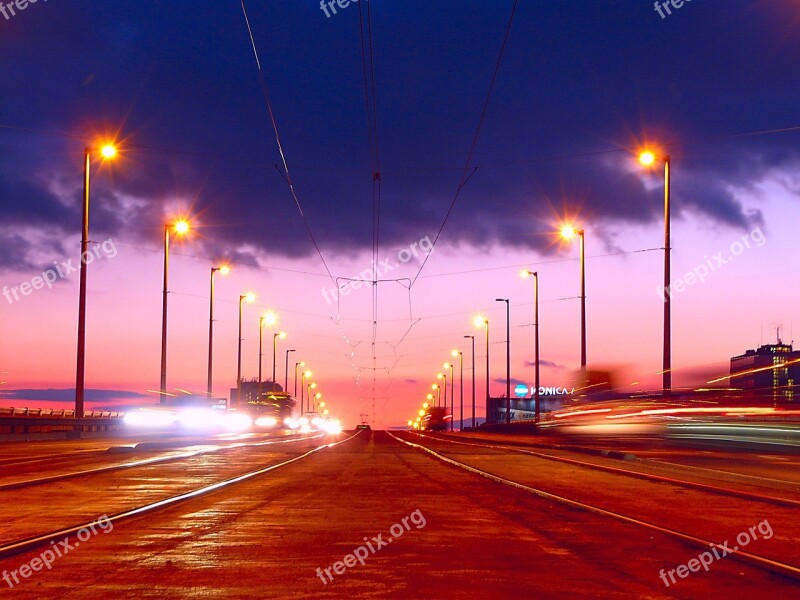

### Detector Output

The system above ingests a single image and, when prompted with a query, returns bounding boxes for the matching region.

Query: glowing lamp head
[423,402,429,409]
[303,370,312,378]
[431,384,439,390]
[310,382,317,390]
[219,265,231,276]
[451,349,459,357]
[278,331,287,340]
[437,373,443,380]
[419,409,425,417]
[426,393,434,401]
[173,220,190,235]
[100,144,117,159]
[639,151,656,166]
[244,292,256,304]
[443,362,451,370]
[407,420,413,427]
[560,225,577,240]
[263,311,277,327]
[472,314,487,329]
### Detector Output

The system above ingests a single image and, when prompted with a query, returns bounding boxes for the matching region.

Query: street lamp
[294,361,305,398]
[272,331,286,389]
[451,350,463,432]
[640,149,672,396]
[285,348,295,392]
[208,265,230,397]
[437,373,447,412]
[237,292,255,406]
[561,225,586,369]
[443,362,455,431]
[431,383,440,407]
[307,382,317,411]
[463,335,476,429]
[301,370,312,413]
[521,270,540,424]
[160,218,190,405]
[75,143,117,422]
[314,392,322,411]
[496,299,510,425]
[473,315,489,425]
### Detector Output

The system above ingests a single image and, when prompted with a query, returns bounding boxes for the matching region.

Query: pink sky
[1,170,797,428]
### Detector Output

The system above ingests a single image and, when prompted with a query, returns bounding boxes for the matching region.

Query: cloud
[524,359,566,370]
[0,389,148,402]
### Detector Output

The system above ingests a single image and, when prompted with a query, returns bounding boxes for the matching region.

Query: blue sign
[514,384,529,398]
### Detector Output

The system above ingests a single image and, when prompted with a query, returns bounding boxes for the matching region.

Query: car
[357,423,372,431]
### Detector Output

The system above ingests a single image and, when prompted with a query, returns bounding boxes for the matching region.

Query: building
[230,379,283,407]
[730,340,800,405]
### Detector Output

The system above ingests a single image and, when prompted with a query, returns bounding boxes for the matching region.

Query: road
[1,429,798,598]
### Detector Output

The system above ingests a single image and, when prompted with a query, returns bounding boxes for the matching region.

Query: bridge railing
[0,407,125,435]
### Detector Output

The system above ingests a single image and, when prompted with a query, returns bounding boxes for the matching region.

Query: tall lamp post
[301,370,312,413]
[437,373,447,413]
[272,331,286,388]
[237,292,255,406]
[464,335,475,429]
[160,219,190,405]
[294,361,305,398]
[640,150,672,396]
[496,299,510,424]
[431,383,441,407]
[521,270,540,424]
[207,265,230,397]
[307,382,317,412]
[443,362,455,431]
[561,225,586,369]
[285,349,295,392]
[473,315,489,425]
[75,143,117,421]
[451,351,463,432]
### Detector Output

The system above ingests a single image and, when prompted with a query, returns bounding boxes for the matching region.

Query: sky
[1,1,799,427]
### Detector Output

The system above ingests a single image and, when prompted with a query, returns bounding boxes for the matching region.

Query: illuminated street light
[444,361,455,431]
[473,315,489,424]
[521,270,540,424]
[560,224,586,369]
[237,292,256,406]
[159,218,191,404]
[100,144,117,159]
[451,350,463,431]
[272,330,286,388]
[285,348,295,393]
[437,372,447,412]
[495,298,511,425]
[75,142,117,422]
[464,335,475,429]
[294,361,305,398]
[639,148,672,396]
[301,370,312,412]
[638,150,656,166]
[208,265,230,397]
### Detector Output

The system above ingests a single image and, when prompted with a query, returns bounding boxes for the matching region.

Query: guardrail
[0,407,126,435]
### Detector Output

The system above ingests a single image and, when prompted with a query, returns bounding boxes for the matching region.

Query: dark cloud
[1,1,798,269]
